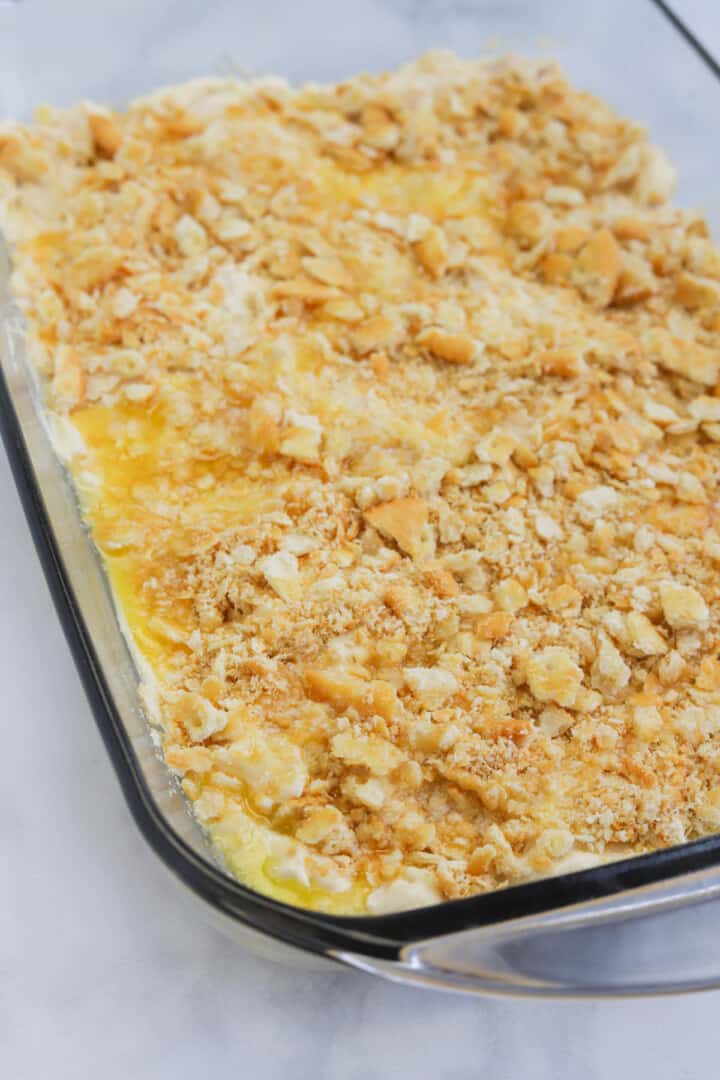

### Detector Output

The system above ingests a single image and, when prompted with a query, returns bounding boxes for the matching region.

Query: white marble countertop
[3,2,720,1077]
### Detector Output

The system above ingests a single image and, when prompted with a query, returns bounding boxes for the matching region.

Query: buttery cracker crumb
[404,666,459,708]
[527,647,584,708]
[659,581,709,632]
[364,497,429,559]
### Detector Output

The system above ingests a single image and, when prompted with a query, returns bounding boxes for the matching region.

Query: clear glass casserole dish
[2,0,720,996]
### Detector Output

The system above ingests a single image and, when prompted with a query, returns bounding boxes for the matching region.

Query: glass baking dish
[2,0,720,997]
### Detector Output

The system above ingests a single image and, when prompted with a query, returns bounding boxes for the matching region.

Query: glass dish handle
[335,864,720,997]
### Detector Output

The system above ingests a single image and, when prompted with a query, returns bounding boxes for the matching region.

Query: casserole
[2,0,720,995]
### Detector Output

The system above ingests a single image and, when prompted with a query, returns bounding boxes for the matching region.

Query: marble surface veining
[2,2,720,1077]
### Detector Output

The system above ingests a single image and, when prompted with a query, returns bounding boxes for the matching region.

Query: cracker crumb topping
[4,52,720,913]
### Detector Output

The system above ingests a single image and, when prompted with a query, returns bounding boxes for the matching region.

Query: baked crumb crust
[3,53,720,913]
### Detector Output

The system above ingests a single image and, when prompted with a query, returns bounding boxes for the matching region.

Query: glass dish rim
[1,0,720,963]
